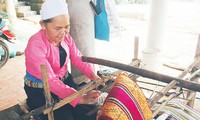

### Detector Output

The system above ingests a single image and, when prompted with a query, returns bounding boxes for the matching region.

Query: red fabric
[108,86,144,120]
[97,74,152,120]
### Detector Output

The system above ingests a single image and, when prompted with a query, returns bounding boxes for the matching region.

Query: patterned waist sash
[24,72,69,88]
[24,76,43,88]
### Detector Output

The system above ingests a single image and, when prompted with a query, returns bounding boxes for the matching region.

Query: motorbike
[0,17,16,69]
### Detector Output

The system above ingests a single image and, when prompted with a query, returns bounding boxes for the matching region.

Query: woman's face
[41,14,70,46]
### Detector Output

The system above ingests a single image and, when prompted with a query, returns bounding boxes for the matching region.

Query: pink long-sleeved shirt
[25,29,94,107]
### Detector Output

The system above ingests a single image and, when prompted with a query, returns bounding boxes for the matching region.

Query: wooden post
[186,34,200,107]
[40,65,54,120]
[195,34,200,59]
[133,36,139,62]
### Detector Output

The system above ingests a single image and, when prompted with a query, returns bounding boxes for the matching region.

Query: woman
[24,0,100,119]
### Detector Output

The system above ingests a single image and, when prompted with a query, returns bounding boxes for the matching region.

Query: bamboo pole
[40,65,54,120]
[82,56,200,92]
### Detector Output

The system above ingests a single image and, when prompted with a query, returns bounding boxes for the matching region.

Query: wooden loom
[18,35,200,120]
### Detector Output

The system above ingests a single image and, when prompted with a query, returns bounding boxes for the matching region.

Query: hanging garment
[105,0,121,38]
[94,0,110,41]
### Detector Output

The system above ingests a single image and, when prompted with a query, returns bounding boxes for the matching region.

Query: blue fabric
[95,0,110,41]
[25,71,42,83]
[0,20,6,29]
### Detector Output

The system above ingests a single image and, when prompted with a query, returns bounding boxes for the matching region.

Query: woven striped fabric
[97,74,152,120]
[158,99,200,120]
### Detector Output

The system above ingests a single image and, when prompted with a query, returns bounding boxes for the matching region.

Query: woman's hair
[43,18,52,24]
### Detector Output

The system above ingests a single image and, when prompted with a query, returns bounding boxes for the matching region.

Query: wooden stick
[133,36,139,61]
[82,56,200,92]
[152,93,176,117]
[149,81,177,107]
[152,79,183,116]
[40,65,54,120]
[136,80,166,88]
[163,62,185,71]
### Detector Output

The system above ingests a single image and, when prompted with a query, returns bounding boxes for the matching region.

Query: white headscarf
[40,0,69,20]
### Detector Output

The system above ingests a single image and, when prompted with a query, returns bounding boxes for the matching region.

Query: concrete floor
[0,19,40,111]
[0,55,26,111]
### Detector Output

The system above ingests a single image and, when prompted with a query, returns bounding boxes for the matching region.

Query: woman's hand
[78,90,101,104]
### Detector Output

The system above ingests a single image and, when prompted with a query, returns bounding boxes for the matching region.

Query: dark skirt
[24,73,97,120]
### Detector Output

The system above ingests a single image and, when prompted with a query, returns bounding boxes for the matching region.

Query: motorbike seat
[2,30,16,40]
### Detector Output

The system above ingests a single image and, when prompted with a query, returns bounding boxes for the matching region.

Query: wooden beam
[40,65,54,120]
[82,56,200,92]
